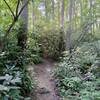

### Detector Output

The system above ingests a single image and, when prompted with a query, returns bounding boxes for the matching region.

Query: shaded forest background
[0,0,100,100]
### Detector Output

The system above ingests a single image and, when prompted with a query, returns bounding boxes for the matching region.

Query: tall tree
[31,0,35,31]
[21,0,28,33]
[57,0,60,26]
[66,0,73,52]
[17,0,28,49]
[60,0,64,29]
[44,0,49,20]
[51,0,55,20]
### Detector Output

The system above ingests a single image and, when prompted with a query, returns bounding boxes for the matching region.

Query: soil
[28,59,60,100]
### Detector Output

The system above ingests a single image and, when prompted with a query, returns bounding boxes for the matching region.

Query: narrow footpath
[30,59,60,100]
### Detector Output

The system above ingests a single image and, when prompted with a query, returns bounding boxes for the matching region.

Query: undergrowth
[54,40,100,100]
[0,45,39,100]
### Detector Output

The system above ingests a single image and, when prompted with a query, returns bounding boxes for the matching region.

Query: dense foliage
[0,45,37,99]
[54,41,100,100]
[30,25,65,59]
[0,0,100,99]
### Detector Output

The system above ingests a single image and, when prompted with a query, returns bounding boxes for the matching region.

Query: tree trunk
[32,0,35,31]
[45,0,48,20]
[58,1,60,26]
[60,0,64,29]
[51,0,55,20]
[17,0,28,49]
[66,0,73,53]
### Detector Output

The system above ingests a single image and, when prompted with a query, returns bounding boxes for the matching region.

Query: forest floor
[29,59,60,100]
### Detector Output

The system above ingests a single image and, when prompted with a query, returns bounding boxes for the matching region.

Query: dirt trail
[33,59,59,100]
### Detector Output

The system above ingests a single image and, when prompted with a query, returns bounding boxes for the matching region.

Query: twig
[17,0,30,17]
[3,0,15,18]
[16,0,20,16]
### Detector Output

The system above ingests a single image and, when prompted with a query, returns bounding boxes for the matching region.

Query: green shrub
[0,45,36,99]
[54,41,100,100]
[32,27,65,60]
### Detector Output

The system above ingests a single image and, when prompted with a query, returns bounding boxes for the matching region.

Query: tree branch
[16,0,20,16]
[17,0,30,17]
[3,0,15,18]
[1,0,30,51]
[3,0,30,40]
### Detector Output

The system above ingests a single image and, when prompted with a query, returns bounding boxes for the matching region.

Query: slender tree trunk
[89,0,93,34]
[45,0,48,20]
[51,0,55,20]
[17,0,28,49]
[60,0,64,29]
[66,0,73,53]
[21,0,28,32]
[31,0,35,31]
[58,1,60,26]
